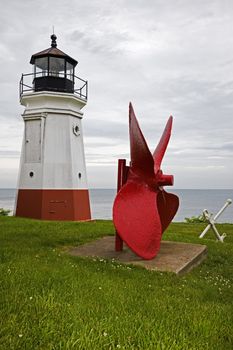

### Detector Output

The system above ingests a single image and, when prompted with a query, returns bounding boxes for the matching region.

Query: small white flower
[103,332,107,337]
[29,296,33,300]
[99,287,102,290]
[19,334,23,338]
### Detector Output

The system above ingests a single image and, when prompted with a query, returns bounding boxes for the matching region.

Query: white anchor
[199,199,232,242]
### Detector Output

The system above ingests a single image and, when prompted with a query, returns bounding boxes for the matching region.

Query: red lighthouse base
[15,189,91,221]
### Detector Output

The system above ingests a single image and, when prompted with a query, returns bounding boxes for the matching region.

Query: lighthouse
[15,34,91,221]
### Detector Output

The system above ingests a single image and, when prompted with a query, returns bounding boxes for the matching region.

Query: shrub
[0,208,11,216]
[184,214,208,223]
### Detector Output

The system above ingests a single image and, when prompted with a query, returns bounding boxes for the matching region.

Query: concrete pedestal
[69,236,207,275]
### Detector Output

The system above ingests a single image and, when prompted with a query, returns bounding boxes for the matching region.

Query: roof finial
[51,32,57,48]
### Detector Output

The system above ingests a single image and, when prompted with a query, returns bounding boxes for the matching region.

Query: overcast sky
[0,0,233,189]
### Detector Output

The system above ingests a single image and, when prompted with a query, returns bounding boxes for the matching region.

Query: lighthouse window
[29,171,34,177]
[66,62,74,81]
[49,57,65,77]
[73,125,80,136]
[35,57,48,77]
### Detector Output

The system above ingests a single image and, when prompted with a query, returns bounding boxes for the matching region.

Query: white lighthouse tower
[15,34,91,221]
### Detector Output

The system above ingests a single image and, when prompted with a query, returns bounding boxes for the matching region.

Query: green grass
[0,217,233,349]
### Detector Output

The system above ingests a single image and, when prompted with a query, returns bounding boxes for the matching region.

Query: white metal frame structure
[199,199,232,242]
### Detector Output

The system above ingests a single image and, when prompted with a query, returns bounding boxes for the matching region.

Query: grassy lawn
[0,217,232,349]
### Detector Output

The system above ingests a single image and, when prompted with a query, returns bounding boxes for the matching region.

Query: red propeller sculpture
[113,103,179,260]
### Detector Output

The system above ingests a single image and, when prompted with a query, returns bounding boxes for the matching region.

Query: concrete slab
[69,236,207,275]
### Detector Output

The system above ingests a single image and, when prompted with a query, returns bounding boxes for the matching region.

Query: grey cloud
[84,119,128,140]
[0,150,20,158]
[69,29,130,57]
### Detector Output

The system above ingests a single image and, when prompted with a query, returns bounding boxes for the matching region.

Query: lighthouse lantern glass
[49,57,65,77]
[66,62,74,81]
[35,57,48,77]
[33,57,75,81]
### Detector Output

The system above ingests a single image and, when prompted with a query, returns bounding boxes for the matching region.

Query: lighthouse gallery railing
[19,72,88,100]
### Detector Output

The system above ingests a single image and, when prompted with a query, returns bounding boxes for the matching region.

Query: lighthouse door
[25,119,42,163]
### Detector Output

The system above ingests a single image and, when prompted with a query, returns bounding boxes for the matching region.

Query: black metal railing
[19,72,88,100]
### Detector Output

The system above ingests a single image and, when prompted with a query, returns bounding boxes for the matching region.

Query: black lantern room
[20,34,87,99]
[29,34,77,93]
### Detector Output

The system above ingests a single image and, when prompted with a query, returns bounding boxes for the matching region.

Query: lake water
[0,188,233,223]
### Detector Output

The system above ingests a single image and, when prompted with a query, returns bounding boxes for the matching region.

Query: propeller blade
[113,181,162,259]
[157,190,179,232]
[153,116,173,173]
[129,103,155,182]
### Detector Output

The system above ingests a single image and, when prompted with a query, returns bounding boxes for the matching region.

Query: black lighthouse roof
[30,34,78,67]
